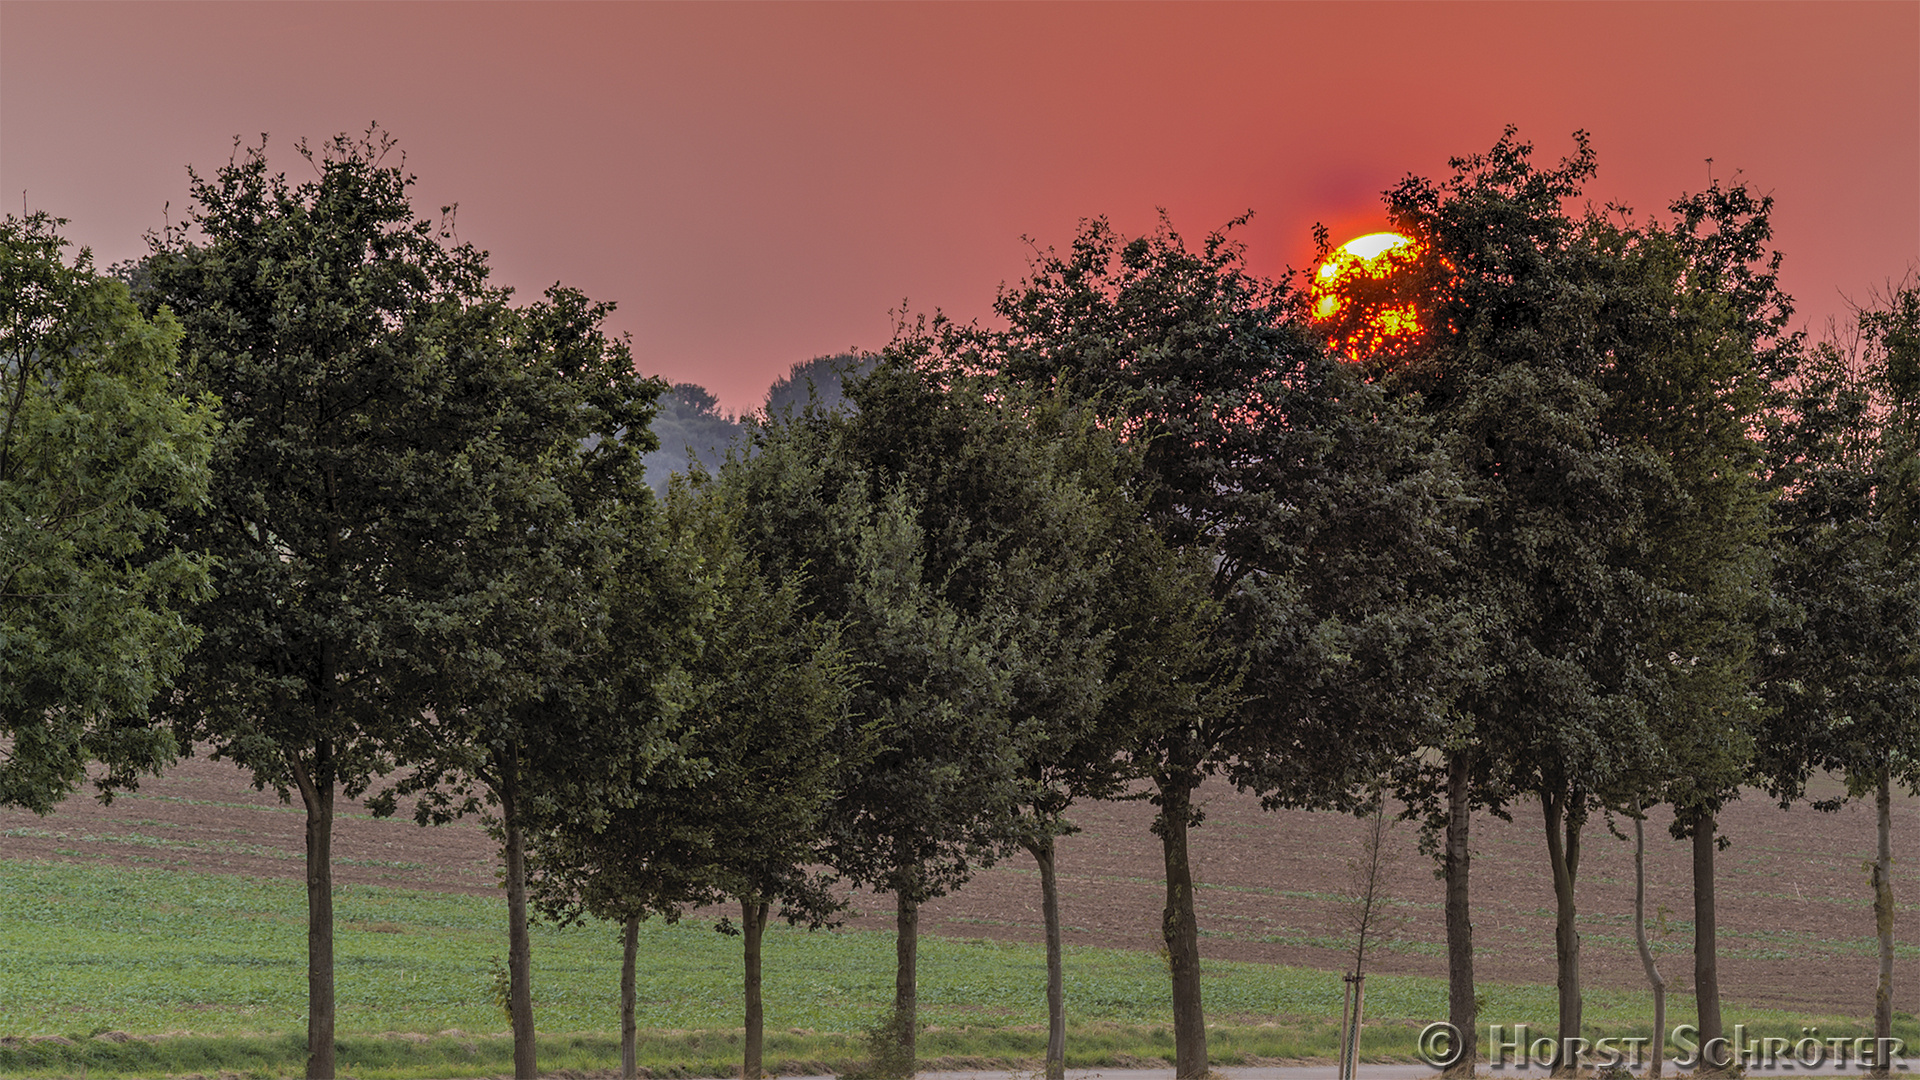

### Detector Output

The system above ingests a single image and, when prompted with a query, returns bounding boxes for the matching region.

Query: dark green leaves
[1,212,216,813]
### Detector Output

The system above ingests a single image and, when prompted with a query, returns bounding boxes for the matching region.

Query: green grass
[0,858,1906,1078]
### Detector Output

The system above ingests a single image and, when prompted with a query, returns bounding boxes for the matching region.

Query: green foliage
[133,125,667,1074]
[377,280,672,834]
[979,212,1469,814]
[843,1005,917,1080]
[1383,130,1665,827]
[0,211,216,814]
[1379,130,1784,842]
[135,128,525,805]
[524,471,863,930]
[1758,282,1920,802]
[734,359,1134,905]
[965,212,1470,1074]
[1372,129,1795,1052]
[1596,179,1788,833]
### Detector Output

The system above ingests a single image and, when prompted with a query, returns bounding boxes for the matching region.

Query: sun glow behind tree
[1309,231,1427,365]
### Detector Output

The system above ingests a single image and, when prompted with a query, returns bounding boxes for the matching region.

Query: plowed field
[3,754,1911,1018]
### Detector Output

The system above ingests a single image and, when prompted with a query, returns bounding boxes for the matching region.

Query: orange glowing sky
[2,2,1914,412]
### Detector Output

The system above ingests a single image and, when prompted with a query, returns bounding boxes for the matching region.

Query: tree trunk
[1444,749,1477,1078]
[743,896,771,1080]
[1691,813,1724,1073]
[894,887,918,1076]
[1632,816,1666,1079]
[290,747,337,1080]
[1155,771,1208,1079]
[622,915,639,1080]
[1541,788,1584,1077]
[502,777,538,1080]
[1873,767,1895,1080]
[1023,836,1067,1080]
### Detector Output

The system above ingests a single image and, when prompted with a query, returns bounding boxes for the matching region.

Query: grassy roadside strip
[1,858,1903,1078]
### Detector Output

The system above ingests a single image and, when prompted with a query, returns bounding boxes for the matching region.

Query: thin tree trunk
[1023,836,1067,1080]
[1541,788,1584,1077]
[502,777,537,1080]
[291,746,336,1080]
[743,896,771,1080]
[1155,771,1208,1080]
[1873,767,1895,1080]
[1444,749,1477,1078]
[1632,816,1666,1079]
[622,915,639,1080]
[894,887,918,1076]
[1691,813,1724,1073]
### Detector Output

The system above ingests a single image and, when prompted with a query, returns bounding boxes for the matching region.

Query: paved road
[771,1065,1909,1080]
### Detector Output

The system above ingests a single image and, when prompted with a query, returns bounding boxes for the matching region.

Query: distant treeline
[641,352,877,497]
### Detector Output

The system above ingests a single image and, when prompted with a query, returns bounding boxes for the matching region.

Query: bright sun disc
[1310,231,1422,359]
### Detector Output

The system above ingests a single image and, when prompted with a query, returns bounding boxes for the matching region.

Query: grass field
[3,858,1910,1079]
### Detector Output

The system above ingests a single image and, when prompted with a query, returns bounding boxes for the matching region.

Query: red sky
[3,2,1915,413]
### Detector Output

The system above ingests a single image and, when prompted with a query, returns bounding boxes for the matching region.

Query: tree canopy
[0,211,216,814]
[763,351,877,418]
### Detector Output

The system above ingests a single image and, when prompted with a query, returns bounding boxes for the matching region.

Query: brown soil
[2,755,1911,1018]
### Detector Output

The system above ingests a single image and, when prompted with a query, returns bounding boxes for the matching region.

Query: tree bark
[1155,771,1208,1079]
[1541,788,1584,1077]
[1691,813,1724,1073]
[290,745,336,1080]
[1444,749,1477,1078]
[894,887,918,1076]
[1632,816,1666,1079]
[743,896,771,1080]
[1023,836,1068,1080]
[502,775,538,1080]
[622,915,640,1080]
[1873,767,1895,1080]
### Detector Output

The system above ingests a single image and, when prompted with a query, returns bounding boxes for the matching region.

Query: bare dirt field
[2,754,1912,1019]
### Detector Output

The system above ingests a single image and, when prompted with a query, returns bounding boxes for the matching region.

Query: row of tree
[3,125,1915,1080]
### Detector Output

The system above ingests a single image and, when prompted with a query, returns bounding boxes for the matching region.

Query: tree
[524,470,863,1080]
[1376,132,1785,1073]
[985,216,1467,1078]
[1332,800,1406,1080]
[763,351,877,418]
[1379,131,1647,1072]
[135,129,583,1079]
[0,212,215,815]
[1629,813,1669,1078]
[730,357,1137,1075]
[375,284,668,1080]
[1606,181,1791,1069]
[1007,519,1207,1080]
[641,382,743,496]
[915,316,1236,1080]
[1758,283,1920,1077]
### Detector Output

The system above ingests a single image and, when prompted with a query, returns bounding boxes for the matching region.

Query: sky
[3,2,1916,413]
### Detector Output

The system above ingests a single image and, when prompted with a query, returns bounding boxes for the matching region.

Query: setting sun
[1310,231,1424,361]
